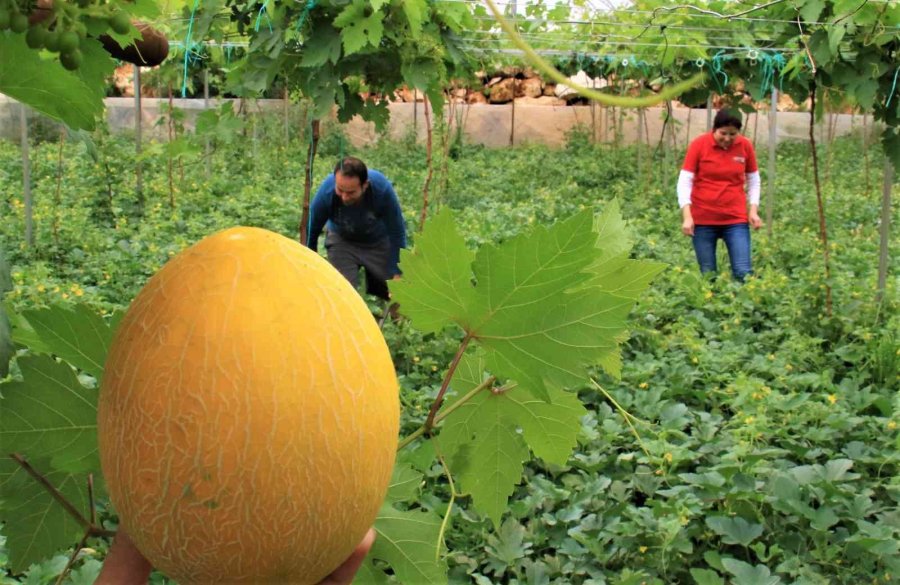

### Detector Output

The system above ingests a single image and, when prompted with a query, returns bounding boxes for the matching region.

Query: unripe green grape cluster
[0,0,134,71]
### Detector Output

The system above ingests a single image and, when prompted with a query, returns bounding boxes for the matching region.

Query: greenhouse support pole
[706,95,713,131]
[204,69,211,178]
[510,98,515,146]
[19,104,33,248]
[283,87,290,146]
[134,64,144,208]
[766,89,777,237]
[413,89,418,140]
[876,160,893,304]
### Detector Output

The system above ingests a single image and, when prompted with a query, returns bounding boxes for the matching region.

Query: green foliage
[0,129,897,584]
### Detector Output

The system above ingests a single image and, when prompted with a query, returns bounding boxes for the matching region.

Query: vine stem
[431,439,457,562]
[9,454,115,538]
[424,335,472,433]
[482,0,704,108]
[398,374,495,452]
[589,379,652,459]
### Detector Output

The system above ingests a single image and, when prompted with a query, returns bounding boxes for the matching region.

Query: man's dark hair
[713,109,743,130]
[334,157,368,184]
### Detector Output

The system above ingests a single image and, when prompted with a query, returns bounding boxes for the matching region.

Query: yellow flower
[75,289,84,297]
[767,354,776,361]
[412,356,420,363]
[638,546,648,553]
[887,421,897,430]
[827,394,837,405]
[664,452,673,463]
[744,416,755,424]
[785,364,793,371]
[691,356,699,364]
[639,382,649,389]
[61,293,69,299]
[704,290,714,300]
[37,284,45,292]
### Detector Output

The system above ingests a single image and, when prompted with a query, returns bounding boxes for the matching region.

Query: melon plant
[98,227,400,584]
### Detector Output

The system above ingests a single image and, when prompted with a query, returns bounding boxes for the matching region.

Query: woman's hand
[749,206,763,230]
[681,206,695,236]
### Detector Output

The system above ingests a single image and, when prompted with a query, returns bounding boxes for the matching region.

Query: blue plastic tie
[885,68,900,110]
[255,0,273,33]
[181,0,200,98]
[295,0,317,32]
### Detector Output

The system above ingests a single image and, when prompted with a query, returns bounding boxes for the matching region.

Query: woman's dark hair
[713,109,743,131]
[334,156,368,184]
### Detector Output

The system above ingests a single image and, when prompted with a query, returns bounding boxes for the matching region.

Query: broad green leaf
[402,0,428,37]
[469,210,596,331]
[593,199,633,261]
[580,254,667,300]
[705,516,764,547]
[335,1,385,55]
[72,39,117,104]
[371,504,446,584]
[486,518,530,564]
[438,353,584,523]
[799,0,825,24]
[821,458,856,481]
[720,558,781,585]
[690,568,725,585]
[478,286,635,396]
[392,209,476,334]
[440,388,529,526]
[386,463,423,504]
[0,457,89,574]
[300,25,342,68]
[0,355,100,474]
[0,33,101,131]
[353,559,390,585]
[17,304,115,380]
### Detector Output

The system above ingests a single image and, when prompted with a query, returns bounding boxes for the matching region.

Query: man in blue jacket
[306,157,407,301]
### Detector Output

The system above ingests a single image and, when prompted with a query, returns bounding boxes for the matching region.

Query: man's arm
[307,178,333,252]
[382,183,407,276]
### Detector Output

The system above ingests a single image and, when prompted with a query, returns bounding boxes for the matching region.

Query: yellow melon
[97,227,400,584]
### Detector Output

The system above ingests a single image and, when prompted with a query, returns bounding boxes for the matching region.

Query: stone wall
[0,95,878,149]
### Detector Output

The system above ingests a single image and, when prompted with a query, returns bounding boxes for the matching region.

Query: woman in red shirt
[678,109,762,281]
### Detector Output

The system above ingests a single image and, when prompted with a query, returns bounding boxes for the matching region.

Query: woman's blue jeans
[692,223,753,281]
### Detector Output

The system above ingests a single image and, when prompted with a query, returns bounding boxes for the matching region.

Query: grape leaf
[353,559,390,585]
[402,0,428,38]
[721,558,781,585]
[0,355,100,474]
[0,32,101,131]
[369,504,446,584]
[300,24,342,68]
[334,1,385,55]
[392,208,476,334]
[386,463,423,504]
[438,352,586,524]
[0,457,89,574]
[15,304,116,380]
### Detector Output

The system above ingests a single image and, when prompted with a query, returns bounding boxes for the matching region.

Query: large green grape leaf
[0,33,103,132]
[402,0,428,37]
[14,304,115,380]
[0,355,100,474]
[300,24,342,68]
[0,457,89,574]
[334,1,385,55]
[368,504,446,584]
[391,209,476,334]
[437,352,585,525]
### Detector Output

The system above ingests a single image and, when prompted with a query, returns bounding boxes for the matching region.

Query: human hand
[95,528,377,585]
[681,216,695,236]
[749,210,763,230]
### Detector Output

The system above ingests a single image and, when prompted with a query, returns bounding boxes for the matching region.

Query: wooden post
[283,86,290,146]
[766,90,778,238]
[204,69,211,178]
[876,160,893,303]
[134,64,144,209]
[413,89,418,140]
[299,119,320,245]
[510,97,516,146]
[19,104,33,248]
